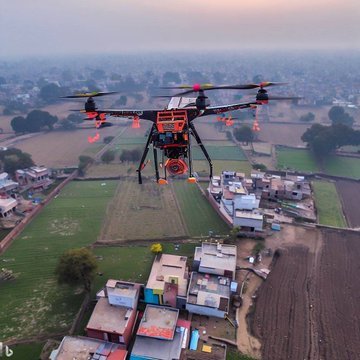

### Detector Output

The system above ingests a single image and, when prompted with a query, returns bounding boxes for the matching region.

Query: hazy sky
[1,0,359,58]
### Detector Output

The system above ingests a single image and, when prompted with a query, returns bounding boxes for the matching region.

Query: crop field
[195,121,228,140]
[5,127,121,168]
[312,180,347,228]
[99,178,187,241]
[172,181,230,237]
[322,156,360,179]
[192,144,247,161]
[258,123,310,147]
[336,180,360,228]
[276,147,319,172]
[252,228,360,360]
[0,180,118,341]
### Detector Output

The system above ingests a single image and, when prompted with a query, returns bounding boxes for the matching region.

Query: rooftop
[86,297,133,335]
[51,336,126,360]
[146,253,188,297]
[235,210,263,220]
[137,305,179,340]
[194,243,237,272]
[106,280,139,300]
[188,272,231,310]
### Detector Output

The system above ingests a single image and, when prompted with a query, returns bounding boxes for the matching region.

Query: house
[186,272,231,318]
[0,197,17,218]
[130,305,190,360]
[0,172,18,196]
[50,336,127,360]
[15,166,52,190]
[86,280,140,347]
[193,243,237,280]
[233,210,263,232]
[145,254,188,309]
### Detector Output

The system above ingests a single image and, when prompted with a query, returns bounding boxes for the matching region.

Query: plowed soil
[336,180,360,228]
[251,227,360,360]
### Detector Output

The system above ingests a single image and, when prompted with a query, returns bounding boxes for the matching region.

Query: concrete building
[0,172,18,196]
[86,280,140,347]
[50,336,127,360]
[130,305,190,360]
[0,197,17,218]
[186,272,231,318]
[193,243,237,280]
[144,254,188,309]
[15,166,52,190]
[233,210,264,232]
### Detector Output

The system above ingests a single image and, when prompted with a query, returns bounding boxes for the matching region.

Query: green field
[0,181,118,341]
[276,147,360,179]
[192,145,247,161]
[276,147,319,172]
[312,180,347,228]
[172,181,230,237]
[10,342,44,360]
[323,156,360,179]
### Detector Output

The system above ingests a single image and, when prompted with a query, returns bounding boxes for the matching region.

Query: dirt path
[236,272,262,359]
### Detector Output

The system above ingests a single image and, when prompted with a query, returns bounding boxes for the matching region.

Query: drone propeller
[60,91,118,99]
[266,95,302,101]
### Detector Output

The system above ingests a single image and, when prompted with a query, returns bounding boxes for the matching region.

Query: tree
[120,148,141,162]
[10,116,26,133]
[101,150,115,164]
[151,243,163,254]
[103,136,115,144]
[233,125,254,144]
[299,112,315,122]
[55,248,97,292]
[39,83,66,104]
[328,106,354,127]
[78,155,94,176]
[0,148,35,175]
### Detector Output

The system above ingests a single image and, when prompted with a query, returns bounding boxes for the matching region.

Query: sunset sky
[1,0,359,57]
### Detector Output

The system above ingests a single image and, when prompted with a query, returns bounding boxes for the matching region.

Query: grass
[0,180,118,341]
[92,242,198,293]
[322,156,360,179]
[172,180,230,237]
[312,180,347,228]
[192,145,247,161]
[10,342,44,360]
[276,147,319,172]
[276,147,360,179]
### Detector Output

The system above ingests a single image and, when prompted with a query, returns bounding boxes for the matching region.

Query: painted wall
[144,288,159,304]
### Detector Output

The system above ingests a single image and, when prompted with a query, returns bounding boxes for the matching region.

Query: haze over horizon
[1,0,360,59]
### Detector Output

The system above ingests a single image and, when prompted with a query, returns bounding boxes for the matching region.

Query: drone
[62,82,298,184]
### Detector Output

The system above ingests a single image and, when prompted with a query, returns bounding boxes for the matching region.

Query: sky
[1,0,360,58]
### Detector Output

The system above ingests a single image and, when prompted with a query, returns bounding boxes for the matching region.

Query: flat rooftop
[137,305,179,340]
[194,243,236,272]
[86,297,132,335]
[52,336,125,360]
[106,279,139,299]
[146,253,188,297]
[188,272,230,310]
[235,210,263,220]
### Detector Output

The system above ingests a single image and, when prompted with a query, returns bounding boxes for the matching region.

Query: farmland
[172,180,230,237]
[276,147,318,172]
[252,228,360,360]
[0,180,117,341]
[312,180,347,228]
[258,123,310,147]
[99,178,187,241]
[336,180,360,228]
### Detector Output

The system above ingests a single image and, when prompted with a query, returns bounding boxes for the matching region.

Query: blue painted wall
[144,288,159,304]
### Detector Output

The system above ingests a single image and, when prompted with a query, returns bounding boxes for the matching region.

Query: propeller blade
[60,91,118,99]
[267,96,302,100]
